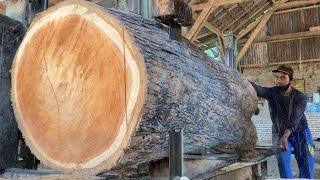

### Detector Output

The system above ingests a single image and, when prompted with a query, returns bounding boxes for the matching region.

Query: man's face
[274,72,290,86]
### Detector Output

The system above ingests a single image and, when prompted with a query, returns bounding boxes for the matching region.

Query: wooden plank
[236,0,288,64]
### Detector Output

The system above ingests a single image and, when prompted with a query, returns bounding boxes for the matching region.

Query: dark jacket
[250,82,309,137]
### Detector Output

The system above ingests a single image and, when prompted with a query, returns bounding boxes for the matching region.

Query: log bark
[11,0,258,174]
[0,14,24,168]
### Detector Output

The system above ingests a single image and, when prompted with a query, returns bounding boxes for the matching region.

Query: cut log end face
[11,1,145,171]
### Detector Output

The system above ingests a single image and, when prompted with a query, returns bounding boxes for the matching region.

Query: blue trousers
[275,128,315,179]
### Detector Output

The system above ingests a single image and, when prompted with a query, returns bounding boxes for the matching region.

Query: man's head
[272,65,294,92]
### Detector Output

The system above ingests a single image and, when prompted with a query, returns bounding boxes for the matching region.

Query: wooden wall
[240,6,320,67]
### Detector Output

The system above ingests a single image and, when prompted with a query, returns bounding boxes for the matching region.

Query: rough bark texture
[107,8,258,169]
[0,14,24,168]
[11,1,258,174]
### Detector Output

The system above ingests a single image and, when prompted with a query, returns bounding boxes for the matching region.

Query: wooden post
[223,33,236,69]
[169,129,184,179]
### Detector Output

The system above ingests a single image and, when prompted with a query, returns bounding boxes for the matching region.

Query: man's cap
[272,65,294,80]
[272,64,294,75]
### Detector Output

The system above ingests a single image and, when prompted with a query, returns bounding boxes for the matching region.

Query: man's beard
[276,82,291,92]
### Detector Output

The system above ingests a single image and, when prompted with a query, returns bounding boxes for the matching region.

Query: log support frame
[169,129,184,179]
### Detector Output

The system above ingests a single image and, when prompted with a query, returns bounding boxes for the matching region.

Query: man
[250,65,315,179]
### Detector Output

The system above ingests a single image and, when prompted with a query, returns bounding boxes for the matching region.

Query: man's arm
[249,81,272,99]
[280,95,307,150]
[287,95,307,133]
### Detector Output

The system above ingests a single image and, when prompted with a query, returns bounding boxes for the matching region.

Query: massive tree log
[11,0,258,174]
[0,14,24,168]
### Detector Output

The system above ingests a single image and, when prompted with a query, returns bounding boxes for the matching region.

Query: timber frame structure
[183,0,320,64]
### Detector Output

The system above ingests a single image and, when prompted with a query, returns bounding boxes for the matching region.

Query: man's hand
[280,129,291,151]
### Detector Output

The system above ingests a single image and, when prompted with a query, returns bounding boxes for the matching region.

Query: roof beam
[190,0,250,11]
[197,31,214,39]
[187,0,249,41]
[220,0,261,32]
[239,30,320,44]
[186,0,219,41]
[192,3,207,11]
[236,0,320,41]
[236,15,264,40]
[277,0,320,11]
[193,12,225,49]
[237,0,288,64]
[232,1,271,34]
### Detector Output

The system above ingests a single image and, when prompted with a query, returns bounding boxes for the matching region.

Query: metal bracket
[153,0,193,41]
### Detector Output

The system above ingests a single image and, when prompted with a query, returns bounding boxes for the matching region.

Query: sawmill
[0,0,320,179]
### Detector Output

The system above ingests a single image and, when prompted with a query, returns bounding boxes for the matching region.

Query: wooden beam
[205,21,223,36]
[239,30,320,44]
[190,0,250,11]
[203,20,226,56]
[277,0,320,11]
[236,15,264,41]
[192,3,207,11]
[192,12,223,36]
[214,4,239,23]
[220,0,260,31]
[232,2,271,34]
[236,0,288,64]
[276,4,320,14]
[310,26,320,31]
[218,35,225,57]
[197,31,214,39]
[241,58,320,68]
[186,0,218,41]
[186,0,250,41]
[268,59,320,65]
[188,0,201,5]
